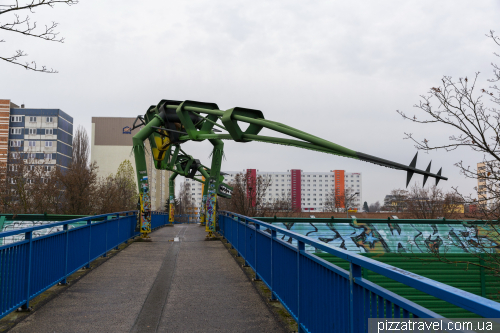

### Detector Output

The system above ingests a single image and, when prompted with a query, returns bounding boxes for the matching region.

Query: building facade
[476,161,499,208]
[184,175,204,213]
[0,99,73,174]
[186,169,363,212]
[91,117,171,211]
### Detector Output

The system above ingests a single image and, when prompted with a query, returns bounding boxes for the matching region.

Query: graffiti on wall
[271,219,500,254]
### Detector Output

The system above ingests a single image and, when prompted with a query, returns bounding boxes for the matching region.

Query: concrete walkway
[11,225,284,333]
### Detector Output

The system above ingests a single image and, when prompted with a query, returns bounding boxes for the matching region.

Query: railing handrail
[254,216,490,224]
[221,211,500,318]
[0,210,137,239]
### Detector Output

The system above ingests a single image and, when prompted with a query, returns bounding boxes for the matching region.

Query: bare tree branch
[0,0,78,73]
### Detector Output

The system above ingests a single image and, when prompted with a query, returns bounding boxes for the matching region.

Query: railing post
[86,220,92,269]
[254,223,260,281]
[242,218,249,267]
[236,217,241,257]
[349,262,362,333]
[298,240,305,333]
[230,215,235,249]
[61,224,69,284]
[104,218,108,257]
[115,214,120,250]
[22,230,33,310]
[270,229,277,301]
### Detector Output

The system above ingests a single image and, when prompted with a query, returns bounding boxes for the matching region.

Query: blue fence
[151,211,169,228]
[151,212,198,225]
[0,210,170,320]
[219,212,500,333]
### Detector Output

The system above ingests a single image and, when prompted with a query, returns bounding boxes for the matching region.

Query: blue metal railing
[151,211,170,228]
[219,211,500,333]
[0,210,170,320]
[151,212,198,224]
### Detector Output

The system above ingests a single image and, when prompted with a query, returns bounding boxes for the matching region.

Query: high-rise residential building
[184,175,204,213]
[186,169,363,212]
[0,99,73,175]
[477,161,495,206]
[91,117,171,211]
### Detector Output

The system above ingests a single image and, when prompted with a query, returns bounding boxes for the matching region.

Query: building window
[9,178,17,184]
[27,179,34,184]
[10,128,22,134]
[44,166,52,172]
[10,152,20,159]
[8,165,18,171]
[46,117,53,123]
[10,140,21,147]
[29,117,36,122]
[27,153,36,159]
[44,153,53,160]
[45,129,53,135]
[45,141,53,147]
[10,116,22,122]
[28,165,35,171]
[28,141,36,147]
[29,128,36,135]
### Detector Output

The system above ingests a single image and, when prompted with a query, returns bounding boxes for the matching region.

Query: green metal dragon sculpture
[131,99,447,238]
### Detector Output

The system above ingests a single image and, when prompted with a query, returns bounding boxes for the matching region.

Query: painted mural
[199,195,207,224]
[140,183,151,234]
[270,219,500,254]
[205,181,217,233]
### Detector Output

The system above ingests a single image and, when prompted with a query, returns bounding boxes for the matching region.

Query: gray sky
[2,0,499,204]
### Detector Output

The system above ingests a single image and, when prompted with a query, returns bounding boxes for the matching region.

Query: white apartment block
[186,169,363,213]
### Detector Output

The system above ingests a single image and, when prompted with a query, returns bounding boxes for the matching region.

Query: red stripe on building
[246,169,257,207]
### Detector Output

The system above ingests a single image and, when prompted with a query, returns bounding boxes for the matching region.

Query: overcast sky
[1,0,499,204]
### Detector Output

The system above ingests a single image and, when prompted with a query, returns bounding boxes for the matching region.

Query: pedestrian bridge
[0,211,499,332]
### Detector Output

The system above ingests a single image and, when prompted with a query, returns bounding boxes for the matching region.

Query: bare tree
[1,0,78,73]
[395,30,500,279]
[261,192,294,217]
[56,126,99,214]
[397,30,500,221]
[218,172,272,217]
[0,129,137,215]
[368,201,381,213]
[324,187,360,213]
[0,149,62,213]
[93,162,138,214]
[114,160,138,211]
[404,185,463,219]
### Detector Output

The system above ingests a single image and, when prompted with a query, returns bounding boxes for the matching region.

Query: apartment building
[186,169,363,212]
[184,176,204,213]
[0,99,73,176]
[91,117,171,211]
[477,161,499,206]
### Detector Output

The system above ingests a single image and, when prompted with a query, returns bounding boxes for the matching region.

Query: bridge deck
[10,224,284,333]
